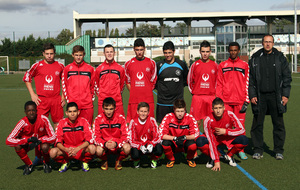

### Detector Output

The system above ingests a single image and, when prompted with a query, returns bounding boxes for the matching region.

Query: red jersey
[128,117,161,149]
[23,60,64,97]
[93,112,128,148]
[55,117,93,147]
[203,110,245,162]
[216,57,249,104]
[6,114,56,146]
[159,113,200,138]
[95,61,125,105]
[125,57,157,103]
[188,59,218,95]
[62,61,95,109]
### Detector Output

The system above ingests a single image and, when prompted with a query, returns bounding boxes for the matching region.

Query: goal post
[0,56,9,74]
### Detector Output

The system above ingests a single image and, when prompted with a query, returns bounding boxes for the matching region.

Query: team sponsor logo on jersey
[140,134,148,142]
[137,72,144,80]
[202,74,209,82]
[100,124,109,128]
[55,71,60,76]
[146,67,150,72]
[44,75,54,91]
[63,126,84,132]
[135,72,145,87]
[200,74,210,88]
[164,78,179,82]
[175,69,181,76]
[111,124,121,128]
[179,125,189,129]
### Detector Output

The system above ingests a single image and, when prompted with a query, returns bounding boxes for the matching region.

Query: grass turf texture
[0,73,299,189]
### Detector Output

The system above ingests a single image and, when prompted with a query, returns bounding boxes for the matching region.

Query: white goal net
[0,56,9,74]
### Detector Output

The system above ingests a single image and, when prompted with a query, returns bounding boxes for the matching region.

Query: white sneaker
[206,158,214,168]
[225,155,237,167]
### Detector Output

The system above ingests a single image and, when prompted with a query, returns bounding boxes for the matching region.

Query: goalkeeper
[159,99,200,168]
[6,101,56,175]
[128,102,163,169]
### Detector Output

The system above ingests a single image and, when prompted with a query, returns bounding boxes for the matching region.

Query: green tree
[125,23,160,37]
[98,29,102,37]
[92,30,96,37]
[175,23,187,34]
[101,29,106,37]
[114,28,119,37]
[56,29,73,45]
[85,30,92,36]
[110,28,114,37]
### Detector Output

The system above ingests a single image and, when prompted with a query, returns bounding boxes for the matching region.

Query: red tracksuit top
[188,59,218,96]
[93,112,128,148]
[159,113,200,138]
[62,61,95,109]
[216,57,249,104]
[125,57,157,103]
[203,110,245,162]
[23,60,64,97]
[6,114,56,146]
[128,117,161,149]
[95,61,125,105]
[55,117,93,147]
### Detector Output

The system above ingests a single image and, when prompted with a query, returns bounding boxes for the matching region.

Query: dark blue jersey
[156,58,188,105]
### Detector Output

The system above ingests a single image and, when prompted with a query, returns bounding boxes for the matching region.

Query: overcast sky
[0,0,299,40]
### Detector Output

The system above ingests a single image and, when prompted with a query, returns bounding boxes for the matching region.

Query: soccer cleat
[133,161,140,169]
[59,162,70,173]
[206,158,214,168]
[187,160,196,168]
[23,164,33,175]
[43,163,52,173]
[275,153,284,160]
[239,152,248,160]
[166,160,175,168]
[100,161,108,170]
[224,155,237,167]
[115,160,122,170]
[252,153,263,160]
[150,160,157,169]
[82,162,90,172]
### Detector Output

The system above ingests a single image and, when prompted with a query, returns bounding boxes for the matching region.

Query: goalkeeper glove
[239,102,249,113]
[140,145,147,154]
[27,137,39,143]
[146,144,153,153]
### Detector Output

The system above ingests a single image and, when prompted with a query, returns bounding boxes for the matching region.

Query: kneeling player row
[6,97,248,175]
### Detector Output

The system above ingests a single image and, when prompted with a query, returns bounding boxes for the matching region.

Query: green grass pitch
[0,73,299,189]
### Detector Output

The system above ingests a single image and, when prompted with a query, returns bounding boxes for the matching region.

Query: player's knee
[87,144,96,155]
[49,148,58,158]
[41,143,50,153]
[131,148,140,160]
[235,135,249,145]
[184,140,196,151]
[162,140,172,147]
[196,136,208,147]
[153,144,163,156]
[14,145,22,151]
[96,146,104,156]
[122,143,131,155]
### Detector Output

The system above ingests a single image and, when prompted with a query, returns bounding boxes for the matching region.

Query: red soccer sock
[162,145,175,161]
[117,151,127,161]
[186,144,197,160]
[35,147,42,159]
[16,149,32,166]
[99,152,107,161]
[198,144,210,157]
[83,152,93,163]
[150,154,161,161]
[227,144,247,157]
[54,155,67,164]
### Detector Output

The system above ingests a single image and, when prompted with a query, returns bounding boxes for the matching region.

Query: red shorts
[98,102,125,117]
[63,148,85,161]
[224,103,246,128]
[201,133,237,148]
[37,96,64,123]
[79,108,94,125]
[190,95,215,120]
[126,102,154,123]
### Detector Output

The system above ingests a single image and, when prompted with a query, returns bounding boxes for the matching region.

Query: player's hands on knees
[215,128,226,135]
[31,93,41,106]
[212,162,220,171]
[175,136,186,147]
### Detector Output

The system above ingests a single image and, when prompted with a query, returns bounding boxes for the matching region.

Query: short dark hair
[212,97,224,107]
[163,41,175,51]
[200,40,211,50]
[66,102,78,111]
[103,97,116,108]
[173,99,186,110]
[137,102,149,111]
[134,38,145,47]
[24,101,36,110]
[43,43,55,53]
[72,45,85,54]
[228,42,240,51]
[104,44,115,52]
[262,34,274,43]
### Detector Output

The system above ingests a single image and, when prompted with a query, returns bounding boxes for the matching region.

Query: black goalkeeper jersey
[156,58,188,105]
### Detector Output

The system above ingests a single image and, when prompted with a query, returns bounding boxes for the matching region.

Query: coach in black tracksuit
[156,41,188,123]
[249,34,292,160]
